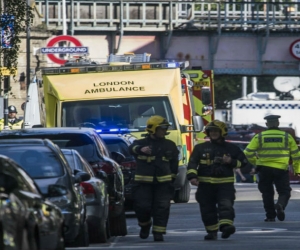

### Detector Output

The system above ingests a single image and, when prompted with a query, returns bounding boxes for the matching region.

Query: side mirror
[74,171,91,183]
[96,170,108,181]
[192,116,204,132]
[111,152,126,164]
[0,173,18,194]
[201,87,211,105]
[47,184,68,197]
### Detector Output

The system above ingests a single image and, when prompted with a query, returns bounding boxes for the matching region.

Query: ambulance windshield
[61,97,176,132]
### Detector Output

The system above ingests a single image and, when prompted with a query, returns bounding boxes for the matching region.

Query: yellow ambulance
[35,56,213,202]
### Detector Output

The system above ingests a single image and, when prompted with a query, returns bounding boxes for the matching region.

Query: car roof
[0,127,97,136]
[0,138,52,146]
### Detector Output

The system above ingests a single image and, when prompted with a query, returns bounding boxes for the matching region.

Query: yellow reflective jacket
[0,118,23,130]
[244,129,300,173]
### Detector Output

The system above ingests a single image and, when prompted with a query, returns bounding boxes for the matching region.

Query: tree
[0,0,34,88]
[214,75,277,109]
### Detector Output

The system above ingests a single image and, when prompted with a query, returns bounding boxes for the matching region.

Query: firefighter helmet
[146,115,171,134]
[8,105,17,113]
[205,120,228,137]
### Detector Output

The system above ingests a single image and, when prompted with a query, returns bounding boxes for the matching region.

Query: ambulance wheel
[173,178,191,203]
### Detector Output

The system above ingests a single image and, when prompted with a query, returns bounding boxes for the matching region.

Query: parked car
[0,128,127,237]
[0,138,90,247]
[0,154,65,250]
[61,148,109,243]
[99,133,137,210]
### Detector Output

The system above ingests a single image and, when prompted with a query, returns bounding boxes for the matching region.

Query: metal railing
[35,1,300,32]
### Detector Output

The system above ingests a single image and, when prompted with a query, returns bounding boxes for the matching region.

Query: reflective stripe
[235,160,241,168]
[162,157,169,162]
[171,173,177,178]
[157,175,172,182]
[187,169,198,175]
[137,155,169,162]
[137,155,156,163]
[258,133,262,149]
[284,132,288,148]
[200,159,212,165]
[291,149,300,154]
[245,152,256,157]
[206,223,219,231]
[244,148,256,152]
[258,147,289,151]
[153,225,166,233]
[219,219,233,226]
[198,176,234,183]
[133,145,140,154]
[134,175,153,182]
[258,154,290,158]
[139,220,152,227]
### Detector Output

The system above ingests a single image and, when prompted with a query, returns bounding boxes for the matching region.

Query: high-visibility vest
[0,118,23,130]
[244,129,300,173]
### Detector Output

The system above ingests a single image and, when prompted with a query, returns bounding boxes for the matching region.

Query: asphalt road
[68,183,300,250]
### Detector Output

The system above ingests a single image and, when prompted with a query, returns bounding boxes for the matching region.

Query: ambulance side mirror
[192,116,204,132]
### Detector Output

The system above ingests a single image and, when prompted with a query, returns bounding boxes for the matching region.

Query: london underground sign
[289,39,300,60]
[41,35,88,65]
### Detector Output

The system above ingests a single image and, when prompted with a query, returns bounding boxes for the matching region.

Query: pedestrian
[244,115,300,222]
[129,115,179,242]
[187,120,248,240]
[0,105,23,130]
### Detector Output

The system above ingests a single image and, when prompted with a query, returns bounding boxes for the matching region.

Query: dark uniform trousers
[196,183,235,232]
[257,166,291,219]
[132,182,174,234]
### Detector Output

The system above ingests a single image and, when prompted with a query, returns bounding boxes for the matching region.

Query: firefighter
[244,115,300,222]
[187,120,248,240]
[0,105,23,130]
[129,115,179,242]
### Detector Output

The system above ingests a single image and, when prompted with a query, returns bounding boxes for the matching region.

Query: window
[61,97,176,132]
[0,146,64,179]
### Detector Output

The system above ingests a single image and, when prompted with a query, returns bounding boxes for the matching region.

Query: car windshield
[102,138,132,159]
[0,146,64,179]
[61,97,176,132]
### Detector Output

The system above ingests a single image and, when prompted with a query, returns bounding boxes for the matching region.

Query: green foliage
[214,75,277,109]
[0,0,34,75]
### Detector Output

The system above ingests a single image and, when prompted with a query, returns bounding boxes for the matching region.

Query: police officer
[187,120,248,240]
[244,115,300,222]
[129,115,179,242]
[0,105,23,130]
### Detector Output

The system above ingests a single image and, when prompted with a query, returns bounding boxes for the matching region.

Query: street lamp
[26,0,30,90]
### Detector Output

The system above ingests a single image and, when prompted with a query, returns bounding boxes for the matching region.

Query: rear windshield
[102,139,132,158]
[2,133,102,163]
[0,146,64,179]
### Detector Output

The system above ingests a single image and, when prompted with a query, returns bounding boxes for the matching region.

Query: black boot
[139,222,152,239]
[264,218,275,222]
[153,233,164,242]
[221,225,236,239]
[275,203,285,221]
[204,232,217,240]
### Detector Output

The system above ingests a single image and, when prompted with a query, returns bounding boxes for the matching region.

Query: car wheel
[73,221,89,247]
[173,178,191,203]
[109,208,127,236]
[89,217,108,243]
